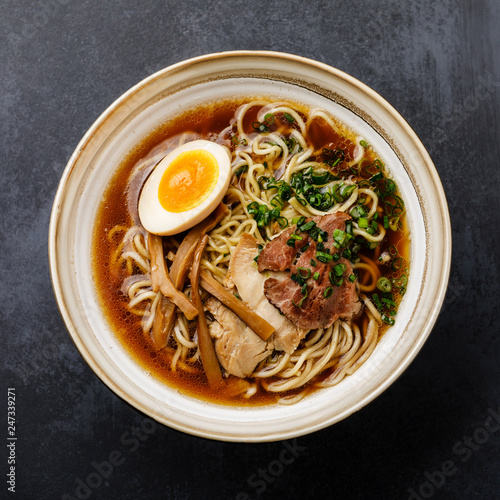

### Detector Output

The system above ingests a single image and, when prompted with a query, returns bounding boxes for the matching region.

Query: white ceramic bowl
[49,51,451,442]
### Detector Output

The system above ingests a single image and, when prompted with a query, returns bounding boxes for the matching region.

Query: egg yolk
[158,149,219,213]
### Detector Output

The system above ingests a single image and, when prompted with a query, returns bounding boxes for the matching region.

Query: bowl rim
[49,50,452,442]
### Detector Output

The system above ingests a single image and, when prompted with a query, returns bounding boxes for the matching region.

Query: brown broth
[92,97,410,406]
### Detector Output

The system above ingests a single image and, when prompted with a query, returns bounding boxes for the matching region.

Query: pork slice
[229,233,308,353]
[206,297,272,378]
[257,212,350,273]
[256,226,309,272]
[264,257,361,329]
[228,233,271,310]
[318,258,362,321]
[261,212,362,329]
[317,211,351,240]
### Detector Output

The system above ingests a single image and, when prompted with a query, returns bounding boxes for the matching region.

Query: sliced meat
[206,297,272,378]
[259,212,361,329]
[258,212,351,271]
[228,233,308,353]
[256,226,309,272]
[264,256,360,329]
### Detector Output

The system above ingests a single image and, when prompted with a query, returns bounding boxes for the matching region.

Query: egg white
[138,140,231,235]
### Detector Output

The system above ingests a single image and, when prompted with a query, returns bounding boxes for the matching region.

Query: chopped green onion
[311,171,331,185]
[316,251,333,263]
[389,216,400,231]
[382,193,405,216]
[252,121,269,133]
[360,140,368,148]
[309,227,328,242]
[390,257,402,270]
[381,298,397,307]
[283,112,295,123]
[339,184,356,199]
[247,201,259,213]
[332,185,344,203]
[392,274,408,289]
[277,216,288,229]
[264,113,275,124]
[291,273,306,287]
[358,217,369,228]
[297,267,311,279]
[270,196,284,209]
[231,135,247,146]
[296,195,308,206]
[247,201,287,229]
[349,274,356,283]
[363,158,383,177]
[310,259,317,267]
[324,287,333,298]
[313,271,320,280]
[333,263,347,276]
[384,178,397,193]
[280,188,292,202]
[377,277,392,292]
[299,221,316,232]
[350,205,368,220]
[286,239,296,247]
[332,229,352,247]
[372,293,383,309]
[381,314,395,326]
[329,271,344,287]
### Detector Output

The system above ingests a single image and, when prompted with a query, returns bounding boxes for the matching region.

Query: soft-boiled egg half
[138,140,231,235]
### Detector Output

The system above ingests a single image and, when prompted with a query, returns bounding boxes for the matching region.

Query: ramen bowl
[49,51,451,442]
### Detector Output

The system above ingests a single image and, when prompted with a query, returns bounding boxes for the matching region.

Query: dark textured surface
[1,1,499,499]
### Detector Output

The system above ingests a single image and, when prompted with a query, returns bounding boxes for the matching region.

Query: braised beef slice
[259,212,361,329]
[256,225,310,272]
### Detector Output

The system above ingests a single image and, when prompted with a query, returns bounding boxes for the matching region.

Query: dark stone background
[1,1,499,499]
